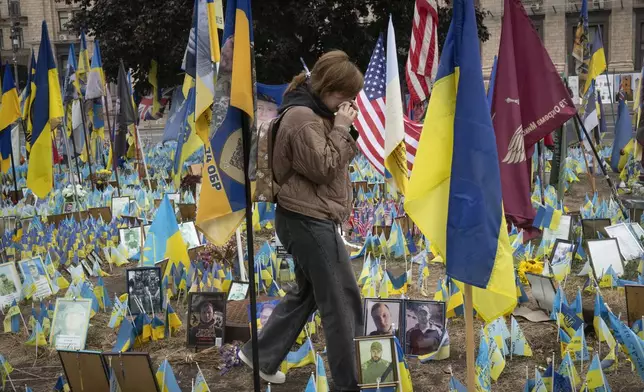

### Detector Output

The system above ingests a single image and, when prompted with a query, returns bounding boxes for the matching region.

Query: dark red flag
[491,0,576,228]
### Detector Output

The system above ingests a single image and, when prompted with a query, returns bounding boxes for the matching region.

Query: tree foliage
[63,0,489,94]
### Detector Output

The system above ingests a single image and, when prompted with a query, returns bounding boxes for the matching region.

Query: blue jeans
[241,206,363,391]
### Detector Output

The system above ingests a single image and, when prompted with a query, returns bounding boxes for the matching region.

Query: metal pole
[8,135,19,204]
[65,103,83,186]
[574,113,629,219]
[241,113,261,392]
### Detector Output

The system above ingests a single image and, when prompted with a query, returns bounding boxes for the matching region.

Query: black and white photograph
[227,281,249,301]
[18,256,52,300]
[403,300,445,356]
[126,267,162,315]
[355,336,398,387]
[363,298,402,341]
[187,292,226,348]
[50,298,92,350]
[111,196,130,218]
[179,221,201,249]
[550,239,575,264]
[119,227,142,260]
[0,262,21,308]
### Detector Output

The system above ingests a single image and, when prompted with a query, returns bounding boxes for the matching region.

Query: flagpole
[574,113,629,219]
[464,284,475,392]
[8,137,19,205]
[241,112,261,392]
[78,99,95,190]
[572,118,596,193]
[102,84,116,171]
[64,103,83,187]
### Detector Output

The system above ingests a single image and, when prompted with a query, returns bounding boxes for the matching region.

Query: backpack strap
[271,107,295,186]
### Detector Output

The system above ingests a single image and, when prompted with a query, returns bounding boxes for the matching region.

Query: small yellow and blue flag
[142,195,190,274]
[475,329,491,391]
[304,373,316,392]
[193,368,209,392]
[165,303,183,337]
[584,29,607,95]
[3,300,20,333]
[156,359,181,392]
[53,375,70,392]
[0,354,14,389]
[26,21,63,199]
[25,320,47,346]
[393,336,414,391]
[403,0,516,323]
[585,354,610,390]
[113,320,135,352]
[316,353,328,392]
[510,316,532,357]
[559,351,580,389]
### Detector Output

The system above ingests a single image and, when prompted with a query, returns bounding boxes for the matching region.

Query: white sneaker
[238,350,286,384]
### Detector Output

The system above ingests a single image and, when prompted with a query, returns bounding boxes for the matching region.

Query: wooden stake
[464,284,475,392]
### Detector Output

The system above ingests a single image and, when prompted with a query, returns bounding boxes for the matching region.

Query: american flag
[405,0,439,105]
[356,35,423,175]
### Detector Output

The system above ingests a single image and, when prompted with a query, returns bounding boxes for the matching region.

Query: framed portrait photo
[581,218,611,240]
[550,239,575,264]
[605,223,643,261]
[542,214,572,243]
[187,292,226,348]
[403,300,446,356]
[248,299,280,331]
[356,336,398,388]
[111,196,130,218]
[0,262,21,308]
[50,298,92,350]
[119,227,142,260]
[227,281,249,301]
[18,256,52,300]
[179,221,201,249]
[363,298,403,342]
[126,267,162,315]
[165,193,181,205]
[525,272,557,313]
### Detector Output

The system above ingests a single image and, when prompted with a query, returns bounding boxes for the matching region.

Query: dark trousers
[241,206,363,391]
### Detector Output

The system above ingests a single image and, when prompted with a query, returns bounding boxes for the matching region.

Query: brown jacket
[273,106,357,223]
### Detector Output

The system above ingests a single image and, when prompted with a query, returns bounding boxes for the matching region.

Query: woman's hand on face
[335,102,358,129]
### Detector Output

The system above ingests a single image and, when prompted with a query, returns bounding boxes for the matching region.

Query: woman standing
[239,51,364,392]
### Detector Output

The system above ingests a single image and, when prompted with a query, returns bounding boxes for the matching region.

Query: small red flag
[492,0,576,227]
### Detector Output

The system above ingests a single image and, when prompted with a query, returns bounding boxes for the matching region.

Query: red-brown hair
[286,51,364,98]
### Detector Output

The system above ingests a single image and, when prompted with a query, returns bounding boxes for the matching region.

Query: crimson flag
[492,0,576,228]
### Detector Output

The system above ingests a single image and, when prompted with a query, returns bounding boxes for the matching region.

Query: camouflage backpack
[250,108,294,203]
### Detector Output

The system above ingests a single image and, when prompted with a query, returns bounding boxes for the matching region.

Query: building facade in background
[481,0,643,77]
[0,0,91,87]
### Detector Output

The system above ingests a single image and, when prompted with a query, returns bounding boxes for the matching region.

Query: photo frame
[80,258,95,277]
[18,256,52,300]
[403,300,446,356]
[63,202,74,213]
[4,216,15,233]
[542,215,572,243]
[155,258,170,278]
[50,298,92,350]
[629,223,644,244]
[187,292,226,348]
[625,285,644,327]
[126,267,162,315]
[58,350,110,392]
[165,193,181,205]
[550,239,575,264]
[581,218,611,240]
[525,272,557,313]
[102,352,159,392]
[247,299,280,331]
[227,281,250,301]
[587,238,625,278]
[363,298,403,343]
[87,250,104,266]
[179,221,201,249]
[605,223,644,261]
[111,196,130,218]
[355,336,398,387]
[0,262,22,308]
[119,227,142,260]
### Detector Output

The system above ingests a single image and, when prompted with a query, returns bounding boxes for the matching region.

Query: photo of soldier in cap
[356,337,398,387]
[0,262,21,308]
[18,256,52,299]
[187,293,226,347]
[126,267,162,315]
[404,300,445,356]
[50,298,92,350]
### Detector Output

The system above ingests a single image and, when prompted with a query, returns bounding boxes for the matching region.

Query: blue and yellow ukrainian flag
[0,64,21,173]
[155,359,181,392]
[196,0,254,245]
[584,28,606,95]
[172,86,201,187]
[85,40,105,99]
[20,50,36,152]
[141,196,190,274]
[26,22,63,199]
[316,353,329,392]
[77,31,91,96]
[403,0,516,323]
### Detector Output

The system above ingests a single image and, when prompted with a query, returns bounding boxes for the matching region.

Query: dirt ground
[2,173,644,391]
